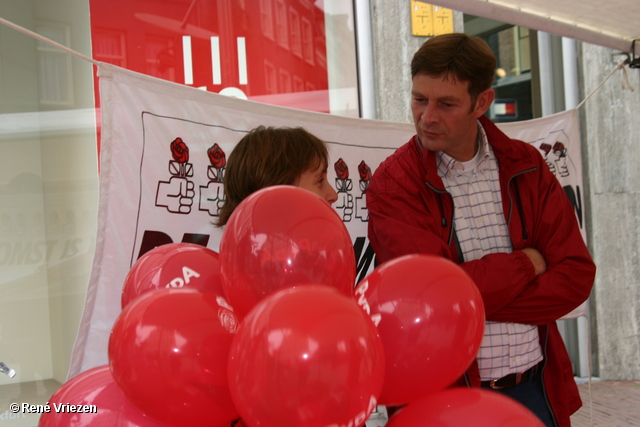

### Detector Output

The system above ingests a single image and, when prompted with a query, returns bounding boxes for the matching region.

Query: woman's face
[296,164,338,205]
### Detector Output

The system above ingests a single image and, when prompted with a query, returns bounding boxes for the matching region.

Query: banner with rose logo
[68,63,585,379]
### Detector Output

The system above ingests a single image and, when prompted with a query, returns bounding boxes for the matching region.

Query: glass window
[488,25,534,123]
[145,35,177,80]
[260,0,275,40]
[92,29,127,67]
[290,7,302,58]
[264,59,277,93]
[279,68,292,93]
[275,0,289,49]
[37,22,74,106]
[1,2,97,425]
[0,1,360,424]
[88,0,359,116]
[301,16,315,65]
[465,15,534,123]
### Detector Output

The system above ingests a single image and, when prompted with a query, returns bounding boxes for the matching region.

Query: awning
[430,0,639,55]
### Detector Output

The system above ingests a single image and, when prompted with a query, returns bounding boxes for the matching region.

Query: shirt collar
[437,121,491,177]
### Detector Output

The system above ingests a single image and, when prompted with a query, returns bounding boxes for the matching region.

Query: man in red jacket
[367,33,596,427]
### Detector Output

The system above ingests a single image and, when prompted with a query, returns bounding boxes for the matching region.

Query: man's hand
[521,248,547,276]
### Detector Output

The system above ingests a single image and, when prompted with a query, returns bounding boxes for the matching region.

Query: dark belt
[481,363,541,390]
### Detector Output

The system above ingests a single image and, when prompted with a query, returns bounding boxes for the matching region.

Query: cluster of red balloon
[354,254,545,426]
[40,240,239,427]
[39,186,379,427]
[39,185,542,427]
[355,254,485,405]
[219,186,383,426]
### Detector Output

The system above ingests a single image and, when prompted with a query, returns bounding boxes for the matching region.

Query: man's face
[411,73,492,161]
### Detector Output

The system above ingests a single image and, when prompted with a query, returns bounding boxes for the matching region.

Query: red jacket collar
[414,115,538,189]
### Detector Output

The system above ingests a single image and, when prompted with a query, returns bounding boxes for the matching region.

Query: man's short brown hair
[411,33,497,104]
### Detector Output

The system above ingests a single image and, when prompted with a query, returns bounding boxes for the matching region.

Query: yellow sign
[411,1,454,37]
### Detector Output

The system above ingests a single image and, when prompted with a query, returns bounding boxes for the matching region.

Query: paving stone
[571,380,640,426]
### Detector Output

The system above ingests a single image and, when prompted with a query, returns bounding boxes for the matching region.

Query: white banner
[69,63,585,378]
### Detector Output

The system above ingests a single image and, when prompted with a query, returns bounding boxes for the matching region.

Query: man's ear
[473,88,495,118]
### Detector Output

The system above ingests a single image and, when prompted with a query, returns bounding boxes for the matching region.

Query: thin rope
[0,15,99,65]
[576,59,630,110]
[620,65,635,92]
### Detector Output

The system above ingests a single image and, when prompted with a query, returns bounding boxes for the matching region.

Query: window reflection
[0,1,359,424]
[465,15,534,123]
[89,0,358,116]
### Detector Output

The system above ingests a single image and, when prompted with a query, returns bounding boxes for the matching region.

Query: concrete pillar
[579,42,640,380]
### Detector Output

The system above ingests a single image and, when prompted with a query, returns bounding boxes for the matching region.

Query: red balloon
[38,365,169,427]
[386,387,545,427]
[219,186,356,318]
[227,285,385,427]
[121,242,223,309]
[109,288,240,427]
[354,254,485,406]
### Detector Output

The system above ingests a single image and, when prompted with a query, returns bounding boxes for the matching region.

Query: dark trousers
[481,370,557,427]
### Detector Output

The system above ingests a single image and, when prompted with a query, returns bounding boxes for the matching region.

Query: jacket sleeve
[486,157,596,325]
[367,169,538,315]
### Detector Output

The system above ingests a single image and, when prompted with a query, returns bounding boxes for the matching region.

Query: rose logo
[170,137,189,163]
[334,158,349,180]
[218,309,238,333]
[358,161,372,181]
[539,143,552,155]
[208,144,226,168]
[553,142,567,156]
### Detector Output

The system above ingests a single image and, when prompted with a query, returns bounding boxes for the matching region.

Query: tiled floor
[571,380,640,426]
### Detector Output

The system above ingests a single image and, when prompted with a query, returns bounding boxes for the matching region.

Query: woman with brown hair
[215,125,338,227]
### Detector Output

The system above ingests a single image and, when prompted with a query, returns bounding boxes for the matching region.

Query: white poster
[69,63,585,378]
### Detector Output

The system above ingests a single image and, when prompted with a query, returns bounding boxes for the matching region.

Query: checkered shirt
[436,122,543,381]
